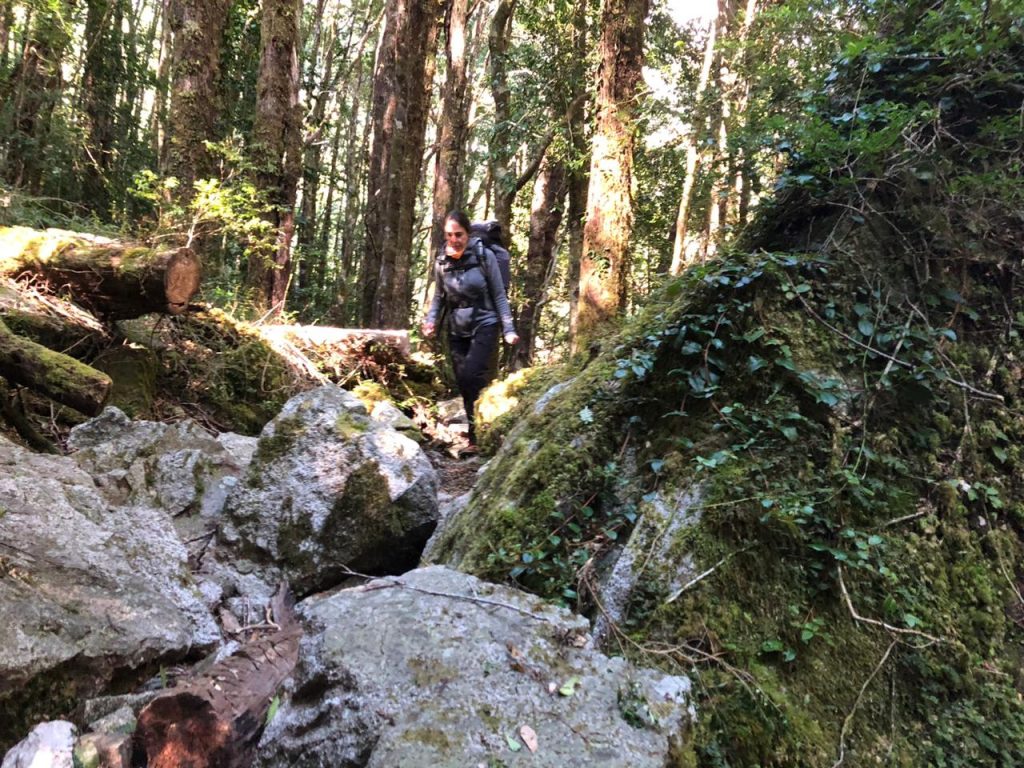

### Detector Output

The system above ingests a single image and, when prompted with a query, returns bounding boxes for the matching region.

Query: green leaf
[858,318,875,337]
[761,639,785,653]
[559,676,581,696]
[506,734,523,751]
[904,613,921,629]
[266,695,280,725]
[993,446,1008,462]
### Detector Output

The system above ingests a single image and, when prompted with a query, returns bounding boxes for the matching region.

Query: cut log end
[165,248,202,314]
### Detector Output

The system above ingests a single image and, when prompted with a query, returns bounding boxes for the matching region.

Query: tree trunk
[247,0,303,316]
[136,587,300,768]
[430,0,472,255]
[669,13,717,275]
[0,0,12,74]
[514,156,566,368]
[0,319,112,416]
[152,0,173,166]
[165,0,231,207]
[4,0,76,191]
[81,0,125,216]
[487,0,515,236]
[0,228,201,318]
[565,0,588,342]
[360,0,442,329]
[574,0,648,347]
[295,0,334,300]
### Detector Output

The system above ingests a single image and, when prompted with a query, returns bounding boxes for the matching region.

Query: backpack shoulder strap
[474,238,496,305]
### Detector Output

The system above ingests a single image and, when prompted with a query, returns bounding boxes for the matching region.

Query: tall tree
[360,0,443,328]
[3,0,76,191]
[81,0,125,215]
[514,155,566,367]
[429,0,473,255]
[574,0,648,345]
[165,0,232,210]
[487,0,515,235]
[247,0,303,314]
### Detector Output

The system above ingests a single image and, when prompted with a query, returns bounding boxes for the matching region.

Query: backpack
[470,220,512,296]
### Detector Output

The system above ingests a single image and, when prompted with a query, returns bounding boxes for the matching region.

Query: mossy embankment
[431,3,1024,764]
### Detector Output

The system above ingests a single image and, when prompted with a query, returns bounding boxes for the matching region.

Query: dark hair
[444,209,472,232]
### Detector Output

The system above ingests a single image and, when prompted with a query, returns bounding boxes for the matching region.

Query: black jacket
[425,238,516,338]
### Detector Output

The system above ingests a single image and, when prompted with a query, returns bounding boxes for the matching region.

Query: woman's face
[444,220,469,256]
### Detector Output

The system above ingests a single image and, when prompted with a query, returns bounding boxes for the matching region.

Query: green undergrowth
[444,245,1024,764]
[431,4,1024,763]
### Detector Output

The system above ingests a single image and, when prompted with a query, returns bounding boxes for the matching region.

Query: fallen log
[0,226,201,319]
[0,318,111,415]
[135,586,301,768]
[259,325,411,357]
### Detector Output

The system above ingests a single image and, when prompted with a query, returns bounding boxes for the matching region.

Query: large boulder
[67,406,255,531]
[0,435,220,750]
[220,386,438,594]
[257,566,693,767]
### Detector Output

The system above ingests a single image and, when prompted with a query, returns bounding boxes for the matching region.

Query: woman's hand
[421,320,436,338]
[504,332,519,345]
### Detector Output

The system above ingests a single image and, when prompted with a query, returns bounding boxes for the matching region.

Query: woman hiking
[421,210,518,451]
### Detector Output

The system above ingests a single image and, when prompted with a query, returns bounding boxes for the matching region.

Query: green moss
[334,411,368,439]
[326,461,399,538]
[254,415,305,466]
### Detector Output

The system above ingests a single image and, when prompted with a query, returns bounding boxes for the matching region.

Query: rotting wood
[135,584,300,768]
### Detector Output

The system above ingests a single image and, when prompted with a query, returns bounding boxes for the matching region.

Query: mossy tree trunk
[247,0,303,316]
[360,0,443,329]
[165,0,231,209]
[574,0,648,347]
[0,318,111,416]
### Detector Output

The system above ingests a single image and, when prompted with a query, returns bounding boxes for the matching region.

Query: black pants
[449,324,499,443]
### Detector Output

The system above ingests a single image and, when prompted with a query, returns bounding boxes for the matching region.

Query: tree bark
[430,0,473,255]
[0,228,201,318]
[136,587,300,768]
[165,0,232,207]
[81,0,125,216]
[487,0,515,235]
[565,0,588,342]
[247,0,303,316]
[0,318,112,416]
[360,0,443,328]
[514,156,566,368]
[574,0,648,347]
[295,0,334,299]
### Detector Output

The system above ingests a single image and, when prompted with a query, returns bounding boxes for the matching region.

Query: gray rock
[369,400,418,433]
[221,386,438,593]
[67,407,251,521]
[592,485,704,647]
[257,566,693,767]
[2,721,75,768]
[0,435,219,737]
